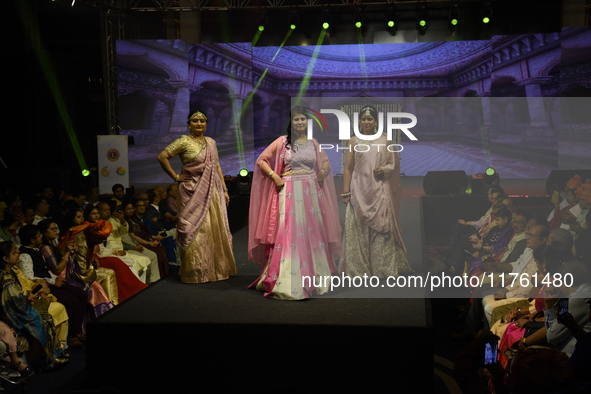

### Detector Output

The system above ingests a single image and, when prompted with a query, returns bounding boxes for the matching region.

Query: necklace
[292,138,308,149]
[189,133,206,149]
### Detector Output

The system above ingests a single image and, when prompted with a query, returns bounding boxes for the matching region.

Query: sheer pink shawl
[350,135,406,254]
[248,136,342,264]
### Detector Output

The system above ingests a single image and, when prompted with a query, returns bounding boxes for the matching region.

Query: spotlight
[481,2,492,24]
[289,9,299,30]
[321,7,331,30]
[416,4,428,35]
[449,3,459,32]
[386,5,397,35]
[483,167,500,189]
[354,8,364,30]
[257,12,267,32]
[237,169,253,195]
[82,169,90,177]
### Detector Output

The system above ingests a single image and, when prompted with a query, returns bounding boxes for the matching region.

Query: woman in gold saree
[157,110,237,283]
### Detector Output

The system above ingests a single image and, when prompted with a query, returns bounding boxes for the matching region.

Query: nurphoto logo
[302,108,418,152]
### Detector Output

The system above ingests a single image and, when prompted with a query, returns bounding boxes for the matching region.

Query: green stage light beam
[252,29,264,47]
[295,29,327,104]
[358,28,367,80]
[16,0,88,174]
[238,28,294,169]
[243,28,293,116]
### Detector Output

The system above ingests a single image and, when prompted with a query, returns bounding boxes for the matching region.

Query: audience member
[543,259,591,357]
[127,198,169,278]
[37,220,90,347]
[111,184,125,206]
[0,241,68,370]
[160,184,178,230]
[58,214,114,317]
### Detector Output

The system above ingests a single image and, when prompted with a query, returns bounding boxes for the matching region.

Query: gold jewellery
[189,133,206,149]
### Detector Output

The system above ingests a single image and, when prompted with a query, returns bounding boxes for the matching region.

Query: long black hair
[0,241,14,271]
[285,105,306,151]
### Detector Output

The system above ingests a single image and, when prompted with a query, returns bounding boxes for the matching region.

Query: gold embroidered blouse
[165,135,215,166]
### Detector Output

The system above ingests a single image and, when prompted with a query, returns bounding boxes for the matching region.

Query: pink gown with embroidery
[249,138,339,300]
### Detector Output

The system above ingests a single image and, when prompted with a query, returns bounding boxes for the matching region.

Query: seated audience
[30,197,50,225]
[111,184,125,206]
[571,180,591,264]
[58,211,114,317]
[17,224,76,344]
[468,207,514,278]
[127,198,169,278]
[543,259,591,357]
[0,320,34,377]
[37,220,91,347]
[447,187,506,273]
[83,205,146,304]
[142,190,178,267]
[0,241,68,370]
[107,202,160,284]
[96,202,149,282]
[160,184,178,230]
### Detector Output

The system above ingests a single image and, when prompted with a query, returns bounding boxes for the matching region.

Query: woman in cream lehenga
[339,105,413,278]
[157,110,237,283]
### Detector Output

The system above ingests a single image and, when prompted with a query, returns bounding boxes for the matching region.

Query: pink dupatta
[248,136,342,264]
[176,137,229,253]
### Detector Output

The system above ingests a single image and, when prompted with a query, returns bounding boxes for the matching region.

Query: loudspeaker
[546,170,591,195]
[423,170,467,195]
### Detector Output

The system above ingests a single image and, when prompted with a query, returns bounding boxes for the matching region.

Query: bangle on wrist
[268,171,274,178]
[341,192,351,197]
[223,188,228,192]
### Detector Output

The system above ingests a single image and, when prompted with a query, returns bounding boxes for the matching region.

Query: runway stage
[85,177,550,392]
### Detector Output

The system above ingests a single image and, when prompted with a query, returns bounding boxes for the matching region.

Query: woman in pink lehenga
[248,106,342,300]
[157,110,237,284]
[339,105,413,278]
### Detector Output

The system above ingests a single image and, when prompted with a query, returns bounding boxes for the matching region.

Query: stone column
[167,80,191,133]
[514,77,554,143]
[478,91,492,129]
[454,99,466,134]
[262,103,271,128]
[228,94,246,133]
[477,92,492,163]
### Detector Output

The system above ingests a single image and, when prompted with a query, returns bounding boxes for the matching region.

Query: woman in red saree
[157,110,237,283]
[82,206,148,303]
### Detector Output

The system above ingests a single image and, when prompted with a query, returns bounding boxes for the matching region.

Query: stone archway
[190,81,233,139]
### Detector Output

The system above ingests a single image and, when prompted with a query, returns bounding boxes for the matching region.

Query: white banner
[97,135,129,194]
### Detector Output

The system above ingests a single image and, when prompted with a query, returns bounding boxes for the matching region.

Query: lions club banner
[97,135,129,194]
